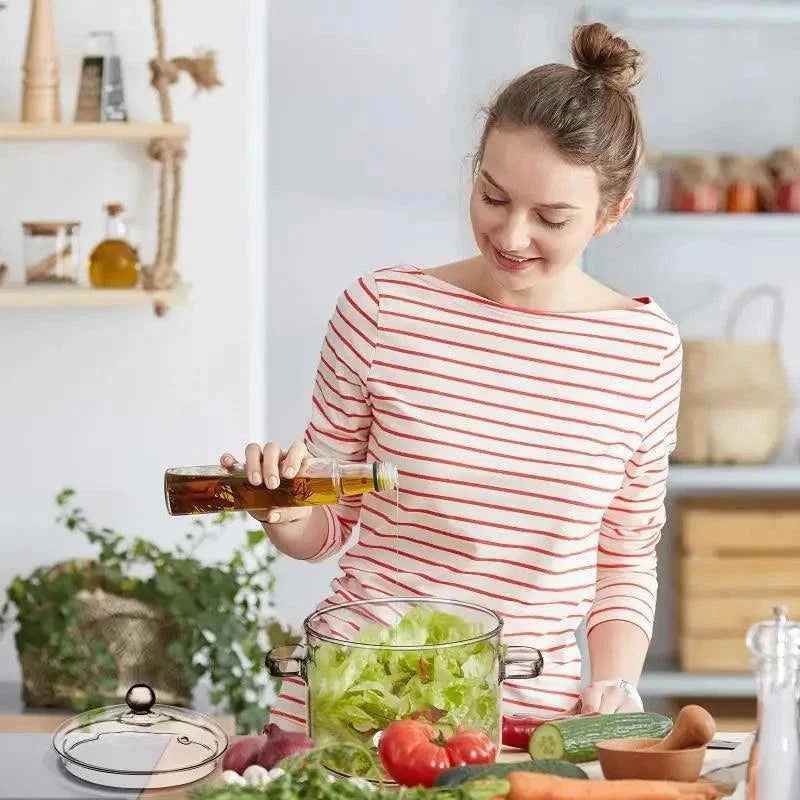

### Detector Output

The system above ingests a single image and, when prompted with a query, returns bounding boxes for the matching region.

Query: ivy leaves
[0,490,299,732]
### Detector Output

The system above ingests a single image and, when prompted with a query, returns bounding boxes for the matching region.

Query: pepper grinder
[745,605,800,799]
[21,0,61,122]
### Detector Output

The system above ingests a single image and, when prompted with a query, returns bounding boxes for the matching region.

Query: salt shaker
[745,605,800,799]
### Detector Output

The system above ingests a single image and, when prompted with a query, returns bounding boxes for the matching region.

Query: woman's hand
[219,441,313,525]
[575,679,644,715]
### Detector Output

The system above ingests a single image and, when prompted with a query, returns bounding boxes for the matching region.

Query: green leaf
[246,528,266,547]
[3,488,298,733]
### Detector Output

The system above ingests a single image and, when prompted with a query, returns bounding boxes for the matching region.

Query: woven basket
[20,562,190,708]
[672,285,791,465]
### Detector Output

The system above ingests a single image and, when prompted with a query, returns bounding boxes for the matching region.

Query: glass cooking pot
[266,596,543,779]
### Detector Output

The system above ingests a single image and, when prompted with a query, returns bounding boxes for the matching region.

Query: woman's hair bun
[571,22,643,94]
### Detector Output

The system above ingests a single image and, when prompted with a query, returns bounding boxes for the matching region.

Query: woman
[222,22,681,730]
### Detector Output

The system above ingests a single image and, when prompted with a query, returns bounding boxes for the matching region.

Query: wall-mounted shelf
[0,122,191,314]
[639,663,755,698]
[667,462,800,494]
[0,282,190,310]
[581,2,800,26]
[0,122,190,142]
[625,212,800,234]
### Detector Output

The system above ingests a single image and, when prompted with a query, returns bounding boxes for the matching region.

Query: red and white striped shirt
[271,265,682,731]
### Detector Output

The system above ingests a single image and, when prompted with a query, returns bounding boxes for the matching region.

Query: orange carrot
[505,772,719,800]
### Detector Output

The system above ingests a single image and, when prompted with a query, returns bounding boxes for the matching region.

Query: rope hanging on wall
[141,0,222,309]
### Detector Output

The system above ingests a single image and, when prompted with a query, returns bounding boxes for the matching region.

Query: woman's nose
[497,213,531,253]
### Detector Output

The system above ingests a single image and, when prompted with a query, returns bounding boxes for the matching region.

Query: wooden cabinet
[678,496,800,672]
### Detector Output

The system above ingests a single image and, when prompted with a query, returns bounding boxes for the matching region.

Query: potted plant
[0,489,299,733]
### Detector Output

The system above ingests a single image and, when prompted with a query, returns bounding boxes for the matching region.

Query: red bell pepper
[502,712,598,750]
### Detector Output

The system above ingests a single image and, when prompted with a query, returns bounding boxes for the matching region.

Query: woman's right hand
[219,441,314,526]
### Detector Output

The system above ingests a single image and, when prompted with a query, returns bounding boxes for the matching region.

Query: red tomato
[378,718,496,787]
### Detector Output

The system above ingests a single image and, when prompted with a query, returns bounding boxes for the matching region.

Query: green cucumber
[433,759,588,787]
[528,712,672,763]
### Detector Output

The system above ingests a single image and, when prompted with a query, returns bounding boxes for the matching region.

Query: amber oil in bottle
[164,458,399,516]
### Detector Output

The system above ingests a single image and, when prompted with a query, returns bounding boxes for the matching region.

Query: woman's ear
[594,193,634,236]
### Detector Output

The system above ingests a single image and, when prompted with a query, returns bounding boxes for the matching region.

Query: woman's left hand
[575,679,643,715]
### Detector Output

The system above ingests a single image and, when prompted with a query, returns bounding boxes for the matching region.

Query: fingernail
[267,476,279,489]
[250,472,261,485]
[283,467,296,478]
[268,512,280,523]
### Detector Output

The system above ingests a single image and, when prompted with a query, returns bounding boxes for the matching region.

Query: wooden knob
[649,705,716,751]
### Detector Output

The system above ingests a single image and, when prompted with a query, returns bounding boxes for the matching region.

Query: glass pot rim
[303,595,503,651]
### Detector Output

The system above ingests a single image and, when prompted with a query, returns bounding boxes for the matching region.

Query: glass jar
[633,151,663,213]
[722,156,764,214]
[670,156,722,213]
[23,221,81,284]
[768,148,800,213]
[267,596,544,781]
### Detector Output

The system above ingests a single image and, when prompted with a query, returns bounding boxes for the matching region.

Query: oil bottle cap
[373,461,399,492]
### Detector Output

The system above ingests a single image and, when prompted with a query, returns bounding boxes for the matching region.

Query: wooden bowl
[596,737,707,782]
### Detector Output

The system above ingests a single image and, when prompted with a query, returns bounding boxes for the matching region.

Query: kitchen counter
[0,712,747,799]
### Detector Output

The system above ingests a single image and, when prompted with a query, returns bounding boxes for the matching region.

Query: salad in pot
[267,597,544,782]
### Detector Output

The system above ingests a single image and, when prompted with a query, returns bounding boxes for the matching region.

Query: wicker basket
[672,285,790,464]
[20,562,190,708]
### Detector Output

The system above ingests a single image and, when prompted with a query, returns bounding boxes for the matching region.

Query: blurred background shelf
[581,2,800,26]
[0,122,189,142]
[667,462,800,493]
[0,282,190,309]
[639,663,755,698]
[625,212,800,233]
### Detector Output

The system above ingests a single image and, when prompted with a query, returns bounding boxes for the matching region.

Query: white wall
[0,1,267,680]
[4,0,799,683]
[267,0,580,626]
[268,0,800,667]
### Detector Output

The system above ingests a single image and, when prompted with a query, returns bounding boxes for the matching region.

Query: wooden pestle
[647,704,716,751]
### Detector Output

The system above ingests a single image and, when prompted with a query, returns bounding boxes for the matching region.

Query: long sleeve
[301,273,380,562]
[587,327,683,641]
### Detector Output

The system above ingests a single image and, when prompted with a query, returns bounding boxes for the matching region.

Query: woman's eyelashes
[480,192,569,230]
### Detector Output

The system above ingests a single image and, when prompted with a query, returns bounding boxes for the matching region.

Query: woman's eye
[481,191,507,206]
[539,216,568,230]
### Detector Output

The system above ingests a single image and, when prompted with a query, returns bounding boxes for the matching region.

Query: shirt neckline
[405,265,657,321]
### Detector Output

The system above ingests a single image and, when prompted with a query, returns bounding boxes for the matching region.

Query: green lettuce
[306,606,501,776]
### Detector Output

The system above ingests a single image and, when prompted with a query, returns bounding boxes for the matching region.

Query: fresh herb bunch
[190,743,505,800]
[0,489,299,733]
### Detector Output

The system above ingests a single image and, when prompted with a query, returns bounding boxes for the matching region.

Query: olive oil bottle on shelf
[88,202,139,288]
[164,457,399,516]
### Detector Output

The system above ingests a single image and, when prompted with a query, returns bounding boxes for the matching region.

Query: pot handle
[266,645,307,680]
[501,645,544,681]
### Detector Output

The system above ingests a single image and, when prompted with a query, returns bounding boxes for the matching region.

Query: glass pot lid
[52,684,229,789]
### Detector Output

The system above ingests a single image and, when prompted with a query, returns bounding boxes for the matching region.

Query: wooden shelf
[639,663,755,698]
[0,282,190,310]
[0,122,189,142]
[667,462,800,494]
[581,2,800,26]
[624,212,800,233]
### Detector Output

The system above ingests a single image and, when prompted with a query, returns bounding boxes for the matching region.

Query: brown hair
[473,22,645,210]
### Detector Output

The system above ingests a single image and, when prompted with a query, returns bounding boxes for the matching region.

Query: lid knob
[125,684,156,715]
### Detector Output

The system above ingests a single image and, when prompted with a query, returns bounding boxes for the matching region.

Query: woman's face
[470,126,625,293]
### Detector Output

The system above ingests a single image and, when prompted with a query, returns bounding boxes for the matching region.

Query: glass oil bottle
[164,458,399,516]
[88,203,139,288]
